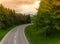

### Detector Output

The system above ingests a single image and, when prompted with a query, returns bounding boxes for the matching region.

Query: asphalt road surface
[0,24,29,44]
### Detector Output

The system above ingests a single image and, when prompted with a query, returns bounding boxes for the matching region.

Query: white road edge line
[0,24,30,44]
[0,26,18,44]
[23,25,29,44]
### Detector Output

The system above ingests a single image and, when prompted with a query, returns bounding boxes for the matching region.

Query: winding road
[0,24,29,44]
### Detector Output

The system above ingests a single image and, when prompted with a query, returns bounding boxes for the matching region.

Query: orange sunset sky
[0,0,40,14]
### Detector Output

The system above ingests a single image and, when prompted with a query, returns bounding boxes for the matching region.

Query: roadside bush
[0,22,5,29]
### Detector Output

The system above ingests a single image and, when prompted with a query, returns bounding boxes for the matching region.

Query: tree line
[32,0,60,37]
[0,4,31,29]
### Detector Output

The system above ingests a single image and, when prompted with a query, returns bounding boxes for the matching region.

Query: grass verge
[25,25,60,44]
[0,25,16,41]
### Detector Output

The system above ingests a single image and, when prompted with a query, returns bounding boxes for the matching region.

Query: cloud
[15,0,35,4]
[1,0,35,5]
[0,0,35,9]
[0,0,40,14]
[15,1,40,14]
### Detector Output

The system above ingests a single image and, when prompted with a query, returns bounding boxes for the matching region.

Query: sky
[0,0,40,15]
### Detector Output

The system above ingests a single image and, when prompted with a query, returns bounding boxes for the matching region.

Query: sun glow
[0,0,40,14]
[16,1,40,14]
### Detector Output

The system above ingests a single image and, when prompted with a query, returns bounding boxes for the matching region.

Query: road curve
[0,24,29,44]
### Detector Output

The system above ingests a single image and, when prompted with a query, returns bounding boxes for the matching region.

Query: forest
[33,0,60,37]
[0,4,31,41]
[0,4,31,29]
[25,0,60,44]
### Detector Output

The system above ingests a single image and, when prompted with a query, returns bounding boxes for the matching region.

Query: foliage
[32,0,60,36]
[25,25,60,44]
[0,4,31,29]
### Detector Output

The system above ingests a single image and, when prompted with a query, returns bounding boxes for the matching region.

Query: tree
[0,4,31,29]
[32,0,60,37]
[25,15,31,23]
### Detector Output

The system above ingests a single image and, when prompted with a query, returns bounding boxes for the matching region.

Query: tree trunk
[45,29,49,37]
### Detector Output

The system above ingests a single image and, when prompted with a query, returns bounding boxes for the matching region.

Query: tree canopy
[0,4,31,29]
[32,0,60,36]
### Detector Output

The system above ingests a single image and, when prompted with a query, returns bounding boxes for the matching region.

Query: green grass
[0,25,16,41]
[25,25,60,44]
